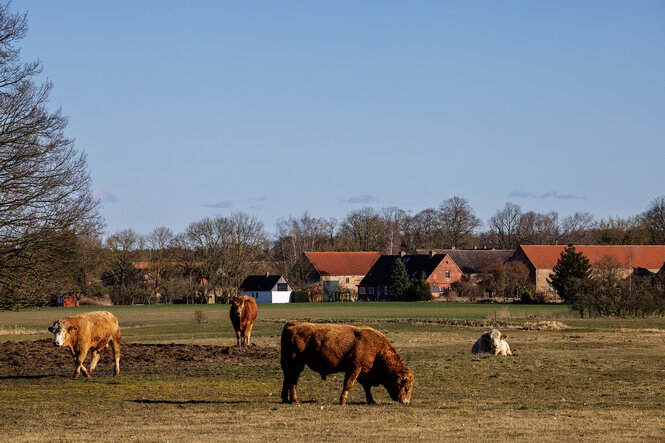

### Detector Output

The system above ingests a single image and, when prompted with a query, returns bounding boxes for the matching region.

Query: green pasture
[1,303,664,441]
[1,302,664,344]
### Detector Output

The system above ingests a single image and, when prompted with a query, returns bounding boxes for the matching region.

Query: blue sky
[16,1,665,236]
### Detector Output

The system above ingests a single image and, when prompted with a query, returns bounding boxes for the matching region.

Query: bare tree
[487,202,522,249]
[380,206,407,254]
[145,226,175,304]
[0,4,102,308]
[591,216,650,245]
[104,229,145,304]
[439,197,481,248]
[272,212,334,287]
[642,196,665,244]
[338,207,386,251]
[182,212,267,302]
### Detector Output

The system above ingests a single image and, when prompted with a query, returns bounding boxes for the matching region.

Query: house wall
[320,275,364,292]
[241,290,291,304]
[427,258,464,291]
[535,267,655,294]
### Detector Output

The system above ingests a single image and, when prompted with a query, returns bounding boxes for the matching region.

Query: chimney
[400,251,406,257]
[451,246,456,250]
[473,245,478,250]
[429,250,435,257]
[266,271,270,278]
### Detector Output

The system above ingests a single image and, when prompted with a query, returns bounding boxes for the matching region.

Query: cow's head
[48,320,67,347]
[482,329,505,355]
[387,368,414,405]
[231,297,245,317]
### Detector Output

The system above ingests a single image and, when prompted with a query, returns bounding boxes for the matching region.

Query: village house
[358,250,515,300]
[510,245,665,294]
[303,251,382,300]
[239,274,293,304]
[417,248,515,283]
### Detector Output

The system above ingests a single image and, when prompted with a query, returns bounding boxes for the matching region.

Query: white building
[239,274,292,303]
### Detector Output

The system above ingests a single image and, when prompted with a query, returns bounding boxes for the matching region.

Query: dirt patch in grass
[0,339,279,377]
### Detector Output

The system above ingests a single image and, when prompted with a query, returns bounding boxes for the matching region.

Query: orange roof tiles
[304,251,382,276]
[518,245,665,270]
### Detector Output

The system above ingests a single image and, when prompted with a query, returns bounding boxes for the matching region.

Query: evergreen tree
[547,245,592,303]
[404,275,434,301]
[388,258,409,301]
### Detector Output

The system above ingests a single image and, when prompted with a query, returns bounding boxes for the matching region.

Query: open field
[1,303,664,441]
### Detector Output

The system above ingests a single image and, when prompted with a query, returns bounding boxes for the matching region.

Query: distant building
[240,274,292,303]
[57,293,80,307]
[359,250,515,300]
[510,245,665,294]
[303,251,382,300]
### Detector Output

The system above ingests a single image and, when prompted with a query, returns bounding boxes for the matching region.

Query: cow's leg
[89,350,101,375]
[281,360,304,404]
[245,323,254,346]
[361,383,376,405]
[74,347,90,379]
[110,339,121,376]
[235,329,242,346]
[339,367,362,405]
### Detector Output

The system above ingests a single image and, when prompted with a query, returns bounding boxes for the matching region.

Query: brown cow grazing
[471,329,512,356]
[280,321,414,405]
[48,311,121,379]
[229,295,258,347]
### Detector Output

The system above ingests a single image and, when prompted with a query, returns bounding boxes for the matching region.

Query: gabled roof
[304,251,382,276]
[435,249,515,274]
[240,275,284,291]
[360,254,447,286]
[516,245,665,270]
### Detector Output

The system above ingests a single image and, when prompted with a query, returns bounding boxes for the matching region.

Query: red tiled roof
[518,245,665,270]
[304,252,382,276]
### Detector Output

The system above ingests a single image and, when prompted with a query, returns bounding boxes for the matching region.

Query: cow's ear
[68,326,77,332]
[501,334,507,340]
[48,326,53,333]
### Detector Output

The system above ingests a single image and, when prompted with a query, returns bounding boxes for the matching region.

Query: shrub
[404,277,433,301]
[290,291,309,303]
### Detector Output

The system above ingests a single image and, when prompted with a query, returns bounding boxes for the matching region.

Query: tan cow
[471,329,512,356]
[280,321,414,405]
[229,295,258,347]
[48,311,121,378]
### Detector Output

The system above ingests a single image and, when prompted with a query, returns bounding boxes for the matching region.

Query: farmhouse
[239,274,292,303]
[510,245,665,294]
[359,250,515,300]
[303,251,382,300]
[417,249,515,283]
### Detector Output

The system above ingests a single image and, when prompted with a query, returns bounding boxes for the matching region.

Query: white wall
[241,291,291,304]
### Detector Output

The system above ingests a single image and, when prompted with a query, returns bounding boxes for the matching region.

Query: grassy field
[1,302,664,441]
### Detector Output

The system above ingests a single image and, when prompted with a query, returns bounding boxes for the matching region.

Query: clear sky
[16,1,665,237]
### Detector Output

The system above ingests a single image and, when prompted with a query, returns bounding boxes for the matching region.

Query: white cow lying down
[471,329,512,356]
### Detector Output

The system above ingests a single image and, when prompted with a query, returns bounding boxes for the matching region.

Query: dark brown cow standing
[48,311,121,379]
[229,295,258,347]
[280,321,414,405]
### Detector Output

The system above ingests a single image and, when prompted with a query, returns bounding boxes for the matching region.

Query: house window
[445,271,450,280]
[277,283,288,291]
[368,287,375,295]
[359,287,366,295]
[346,277,350,284]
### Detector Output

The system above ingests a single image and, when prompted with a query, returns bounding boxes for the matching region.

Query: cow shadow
[0,374,56,380]
[131,399,248,405]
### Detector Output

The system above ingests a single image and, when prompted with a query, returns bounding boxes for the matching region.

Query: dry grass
[0,325,41,336]
[1,320,664,441]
